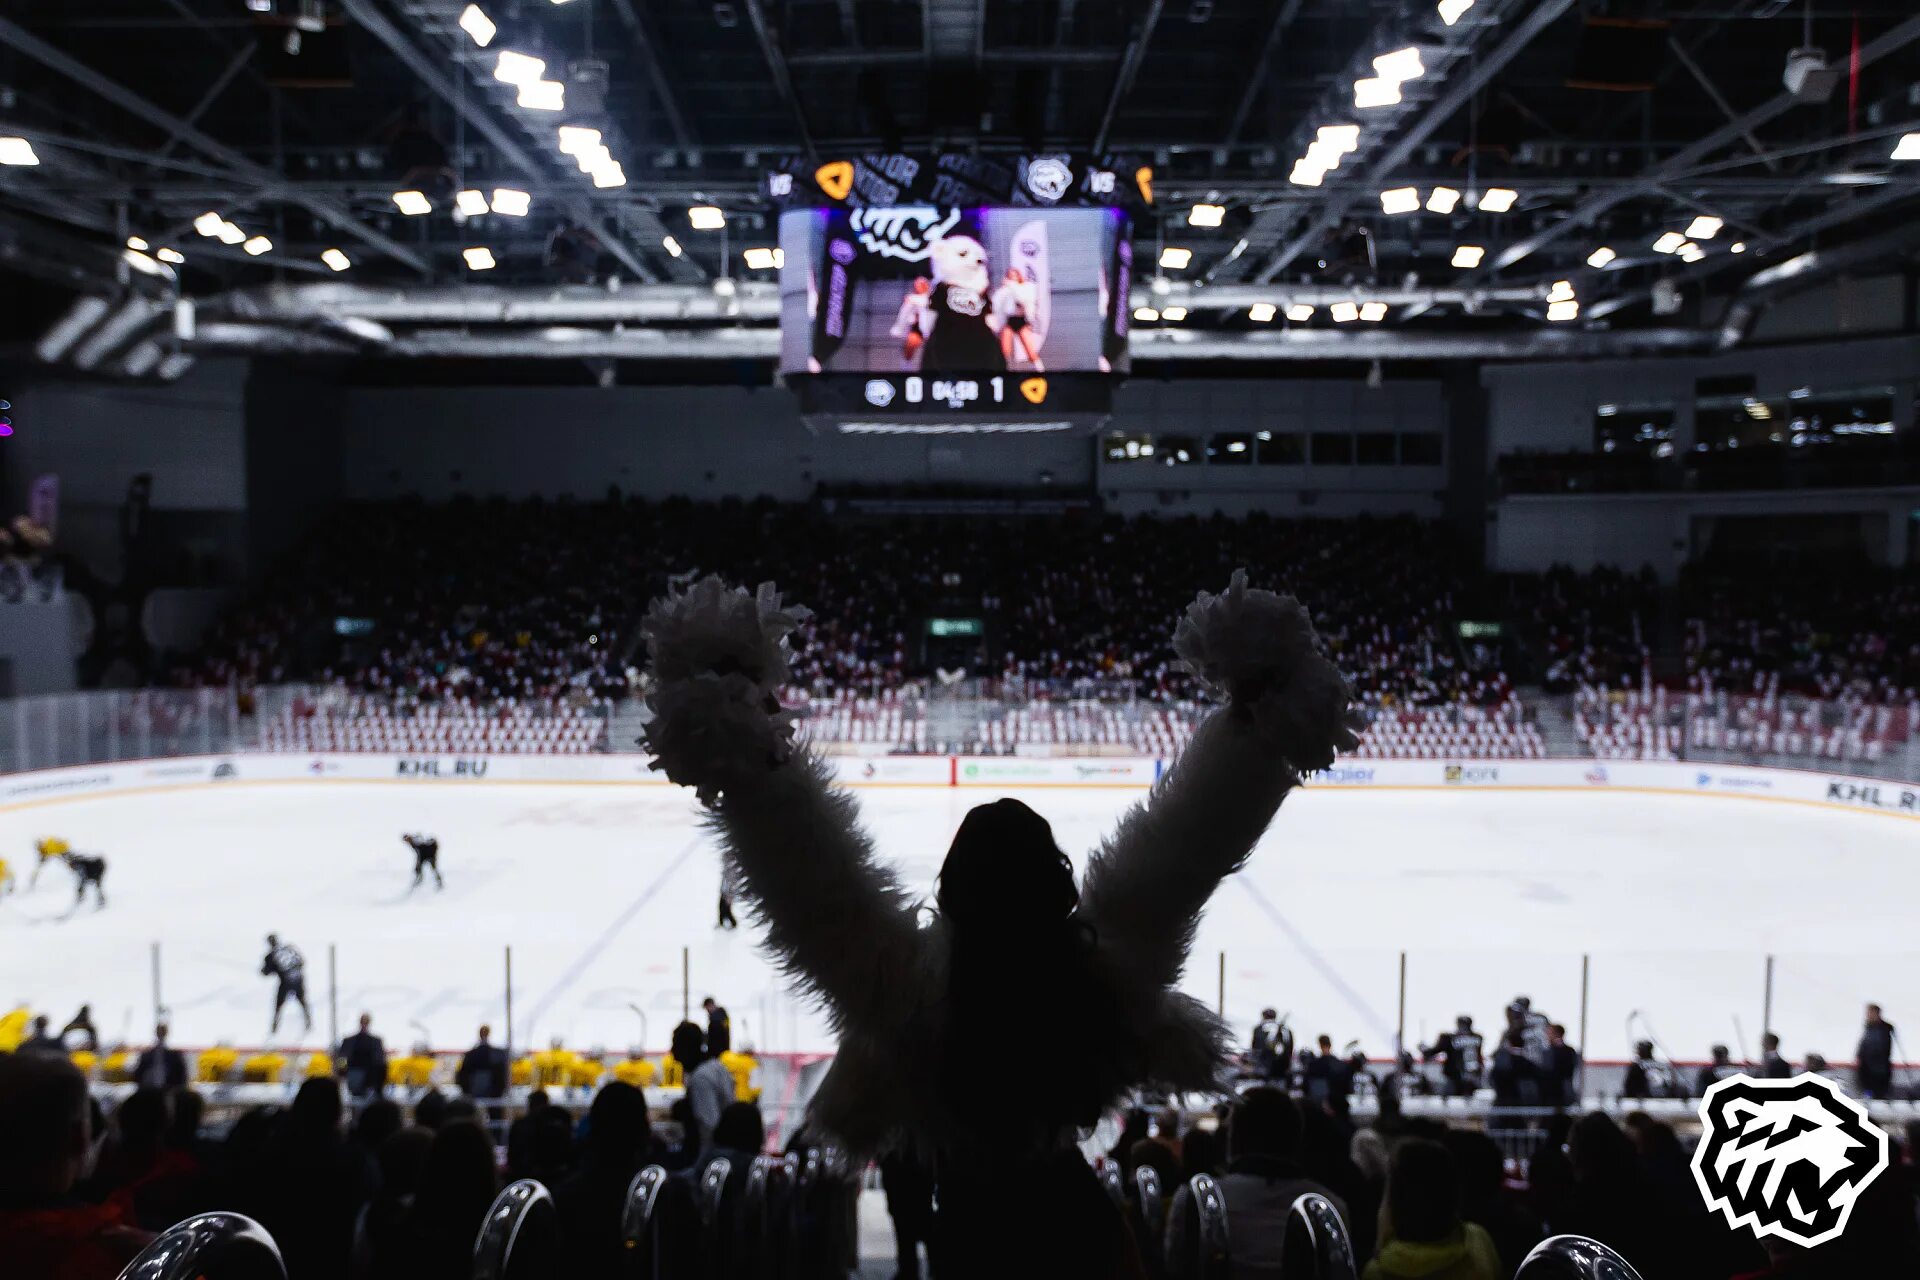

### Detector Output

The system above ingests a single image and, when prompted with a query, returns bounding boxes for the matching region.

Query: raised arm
[1078,571,1363,1001]
[641,578,920,1037]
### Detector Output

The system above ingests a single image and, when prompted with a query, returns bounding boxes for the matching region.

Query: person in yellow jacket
[242,1049,288,1083]
[0,857,15,898]
[718,1048,761,1103]
[195,1045,240,1083]
[612,1054,657,1089]
[0,1006,30,1052]
[31,837,69,887]
[388,1047,437,1089]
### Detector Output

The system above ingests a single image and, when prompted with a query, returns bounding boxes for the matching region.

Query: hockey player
[1248,1008,1293,1082]
[1422,1014,1486,1097]
[30,836,69,887]
[262,933,312,1035]
[403,833,443,891]
[61,852,107,913]
[1621,1040,1678,1100]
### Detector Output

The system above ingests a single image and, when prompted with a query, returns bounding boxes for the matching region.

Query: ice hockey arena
[3,1,1920,1276]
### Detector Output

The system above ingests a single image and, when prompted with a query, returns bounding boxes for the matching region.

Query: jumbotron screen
[778,206,1132,393]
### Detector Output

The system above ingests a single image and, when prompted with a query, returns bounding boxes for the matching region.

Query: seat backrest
[1516,1234,1647,1280]
[1134,1165,1166,1258]
[1184,1173,1231,1280]
[1281,1191,1358,1280]
[116,1212,286,1280]
[1099,1158,1126,1210]
[470,1179,559,1280]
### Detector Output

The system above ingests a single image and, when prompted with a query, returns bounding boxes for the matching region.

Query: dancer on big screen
[640,572,1362,1270]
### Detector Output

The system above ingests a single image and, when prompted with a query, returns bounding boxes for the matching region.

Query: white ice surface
[2,780,1912,1066]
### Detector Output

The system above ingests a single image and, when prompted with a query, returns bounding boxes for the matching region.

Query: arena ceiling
[2,0,1919,369]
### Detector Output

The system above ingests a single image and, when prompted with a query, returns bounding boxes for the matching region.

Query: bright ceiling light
[574,143,612,174]
[493,50,546,86]
[557,126,602,156]
[457,4,496,46]
[1437,0,1474,25]
[743,246,778,270]
[490,188,530,216]
[455,188,490,217]
[1159,246,1193,269]
[1547,280,1575,302]
[1893,133,1920,161]
[1358,302,1388,322]
[1586,246,1617,268]
[215,222,245,245]
[193,212,225,236]
[1330,301,1360,323]
[157,247,185,264]
[1380,187,1421,214]
[1652,231,1687,254]
[688,205,726,230]
[1426,186,1461,214]
[1288,160,1325,187]
[1678,243,1706,263]
[590,161,626,188]
[1373,47,1426,82]
[242,235,272,256]
[463,246,497,271]
[518,80,564,111]
[1287,303,1315,322]
[1249,302,1278,322]
[321,248,351,272]
[1451,245,1484,268]
[1477,187,1517,213]
[1730,241,1747,254]
[1188,203,1226,227]
[1547,299,1580,322]
[126,236,149,252]
[392,190,432,215]
[1133,306,1160,322]
[122,248,169,279]
[662,235,684,258]
[1685,214,1723,240]
[1353,77,1402,109]
[1316,124,1361,152]
[0,137,40,166]
[1161,306,1188,322]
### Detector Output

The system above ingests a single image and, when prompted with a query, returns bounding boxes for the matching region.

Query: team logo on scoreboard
[863,379,896,407]
[813,160,855,202]
[1019,377,1049,405]
[849,207,963,262]
[1692,1073,1889,1249]
[1024,156,1074,202]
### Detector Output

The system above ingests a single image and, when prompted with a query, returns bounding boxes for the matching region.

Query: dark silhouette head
[585,1081,651,1169]
[1227,1087,1302,1162]
[671,1021,707,1069]
[1385,1138,1464,1244]
[936,798,1077,932]
[712,1102,765,1155]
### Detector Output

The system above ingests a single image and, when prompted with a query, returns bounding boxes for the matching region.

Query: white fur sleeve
[1078,572,1364,999]
[641,577,920,1033]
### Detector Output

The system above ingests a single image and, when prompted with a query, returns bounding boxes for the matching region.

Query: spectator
[454,1025,507,1099]
[879,1141,937,1280]
[703,996,732,1057]
[86,1088,202,1230]
[338,1014,388,1100]
[248,1077,372,1280]
[373,1121,497,1280]
[133,1024,185,1092]
[1166,1088,1350,1278]
[1108,1108,1151,1174]
[703,1101,766,1176]
[349,1126,434,1280]
[1858,1003,1895,1099]
[0,1053,151,1280]
[1441,1128,1542,1277]
[671,1021,734,1154]
[1365,1138,1500,1280]
[353,1099,404,1156]
[1129,1137,1182,1200]
[1556,1113,1661,1267]
[1180,1125,1223,1183]
[554,1083,656,1277]
[412,1088,448,1132]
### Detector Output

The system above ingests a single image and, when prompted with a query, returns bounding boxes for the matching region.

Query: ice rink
[3,776,1915,1066]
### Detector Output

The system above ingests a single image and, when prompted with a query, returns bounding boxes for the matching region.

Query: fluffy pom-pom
[642,576,810,691]
[1172,569,1365,772]
[641,577,811,804]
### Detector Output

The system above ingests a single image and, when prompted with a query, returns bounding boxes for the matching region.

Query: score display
[795,372,1113,417]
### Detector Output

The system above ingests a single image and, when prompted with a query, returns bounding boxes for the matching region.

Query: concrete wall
[1097,377,1449,518]
[1491,487,1920,581]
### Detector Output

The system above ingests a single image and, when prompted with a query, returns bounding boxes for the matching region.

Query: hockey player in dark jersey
[262,933,312,1035]
[61,852,107,914]
[403,833,443,891]
[1421,1014,1486,1096]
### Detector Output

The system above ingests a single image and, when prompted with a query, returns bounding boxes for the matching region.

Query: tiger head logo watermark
[1691,1073,1890,1249]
